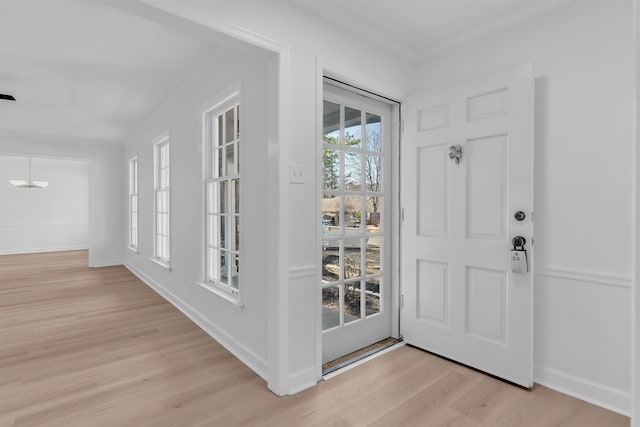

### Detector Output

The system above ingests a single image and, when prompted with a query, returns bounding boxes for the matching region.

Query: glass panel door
[321,82,392,364]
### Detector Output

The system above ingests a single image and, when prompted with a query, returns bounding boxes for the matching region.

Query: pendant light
[9,157,49,189]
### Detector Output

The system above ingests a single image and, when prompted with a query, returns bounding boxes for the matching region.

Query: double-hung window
[128,156,139,252]
[204,95,240,296]
[153,132,171,267]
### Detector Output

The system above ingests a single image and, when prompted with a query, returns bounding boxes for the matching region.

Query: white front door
[401,63,534,387]
[321,82,393,363]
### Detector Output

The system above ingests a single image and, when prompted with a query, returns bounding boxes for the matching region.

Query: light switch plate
[289,163,305,184]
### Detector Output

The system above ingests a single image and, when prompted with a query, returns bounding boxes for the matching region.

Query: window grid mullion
[204,101,240,294]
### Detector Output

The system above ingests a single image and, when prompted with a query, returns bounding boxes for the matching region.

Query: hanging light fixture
[9,157,49,189]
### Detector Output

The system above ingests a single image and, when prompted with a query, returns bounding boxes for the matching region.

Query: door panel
[401,63,534,387]
[417,145,449,237]
[321,83,393,363]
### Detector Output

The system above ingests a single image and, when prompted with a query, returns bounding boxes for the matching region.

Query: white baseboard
[89,258,123,267]
[0,245,88,255]
[124,263,268,381]
[534,364,631,416]
[287,366,318,395]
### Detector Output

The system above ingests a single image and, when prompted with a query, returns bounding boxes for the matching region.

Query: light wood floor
[0,250,630,427]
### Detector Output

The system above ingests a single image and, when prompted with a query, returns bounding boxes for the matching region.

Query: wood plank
[0,250,630,426]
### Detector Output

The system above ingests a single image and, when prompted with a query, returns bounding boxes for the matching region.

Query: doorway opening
[0,155,90,259]
[319,77,401,371]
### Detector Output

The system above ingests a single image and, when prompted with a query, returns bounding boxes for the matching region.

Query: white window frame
[152,131,171,269]
[128,155,139,253]
[198,91,242,305]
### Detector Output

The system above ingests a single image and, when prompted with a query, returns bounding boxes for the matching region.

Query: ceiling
[291,0,575,60]
[0,0,577,147]
[0,0,241,145]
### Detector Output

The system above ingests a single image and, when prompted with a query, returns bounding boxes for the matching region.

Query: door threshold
[322,338,404,379]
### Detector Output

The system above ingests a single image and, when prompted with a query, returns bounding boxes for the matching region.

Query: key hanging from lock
[510,236,528,273]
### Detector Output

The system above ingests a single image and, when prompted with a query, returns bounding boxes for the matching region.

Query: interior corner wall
[417,0,635,415]
[0,137,125,266]
[0,156,89,254]
[122,50,272,380]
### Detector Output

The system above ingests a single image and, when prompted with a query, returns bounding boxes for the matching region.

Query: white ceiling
[291,0,575,60]
[0,0,577,147]
[0,0,238,145]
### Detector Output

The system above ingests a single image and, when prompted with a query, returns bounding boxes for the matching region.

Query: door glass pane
[323,101,340,145]
[366,113,381,152]
[322,195,340,237]
[342,195,362,231]
[344,151,361,191]
[344,107,361,148]
[344,242,362,279]
[365,154,381,192]
[366,276,381,316]
[344,281,361,324]
[366,196,382,232]
[322,285,340,330]
[322,239,341,283]
[323,148,340,191]
[365,238,381,276]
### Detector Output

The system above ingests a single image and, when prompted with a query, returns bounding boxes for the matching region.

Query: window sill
[150,257,172,271]
[194,281,244,311]
[127,246,139,254]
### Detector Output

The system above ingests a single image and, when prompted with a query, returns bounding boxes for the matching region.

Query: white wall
[0,155,89,254]
[417,0,635,415]
[122,50,273,379]
[0,135,125,266]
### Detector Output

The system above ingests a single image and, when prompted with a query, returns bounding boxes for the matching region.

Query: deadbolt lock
[514,210,526,221]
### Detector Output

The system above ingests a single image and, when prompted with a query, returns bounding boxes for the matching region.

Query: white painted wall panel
[418,0,634,414]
